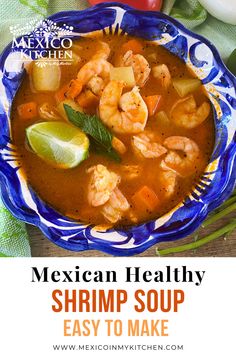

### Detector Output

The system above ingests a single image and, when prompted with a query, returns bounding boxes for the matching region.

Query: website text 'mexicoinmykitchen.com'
[52,344,184,351]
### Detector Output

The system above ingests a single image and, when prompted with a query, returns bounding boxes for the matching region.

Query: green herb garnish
[156,221,236,256]
[156,190,236,256]
[64,105,121,162]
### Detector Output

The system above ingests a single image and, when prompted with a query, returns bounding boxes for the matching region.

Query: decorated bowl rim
[0,2,235,256]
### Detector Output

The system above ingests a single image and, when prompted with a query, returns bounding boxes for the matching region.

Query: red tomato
[88,0,163,11]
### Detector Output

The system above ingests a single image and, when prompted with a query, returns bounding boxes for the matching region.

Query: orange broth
[11,35,215,226]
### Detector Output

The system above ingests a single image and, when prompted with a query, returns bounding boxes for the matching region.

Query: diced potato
[32,58,61,92]
[57,99,83,120]
[110,66,135,87]
[173,78,201,98]
[156,111,170,126]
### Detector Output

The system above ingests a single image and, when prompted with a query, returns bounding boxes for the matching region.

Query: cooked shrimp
[102,188,130,223]
[77,58,112,95]
[159,169,177,198]
[92,41,110,60]
[87,164,120,207]
[99,80,148,134]
[77,58,112,84]
[119,50,151,87]
[152,64,171,89]
[86,76,106,96]
[171,95,210,129]
[76,42,111,96]
[112,136,127,154]
[131,133,167,159]
[162,136,200,177]
[160,160,180,175]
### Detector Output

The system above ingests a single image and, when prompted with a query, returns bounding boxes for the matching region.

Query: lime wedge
[26,122,89,169]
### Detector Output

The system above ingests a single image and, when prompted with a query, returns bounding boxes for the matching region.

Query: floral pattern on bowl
[0,2,235,255]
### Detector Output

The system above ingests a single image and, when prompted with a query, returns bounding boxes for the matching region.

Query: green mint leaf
[64,104,121,163]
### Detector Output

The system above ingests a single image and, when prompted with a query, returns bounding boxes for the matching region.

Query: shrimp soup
[11,35,215,226]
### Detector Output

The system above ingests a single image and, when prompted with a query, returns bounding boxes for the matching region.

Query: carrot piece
[76,90,99,109]
[17,102,37,119]
[55,83,70,103]
[121,39,143,54]
[66,79,83,99]
[143,95,162,116]
[132,185,159,211]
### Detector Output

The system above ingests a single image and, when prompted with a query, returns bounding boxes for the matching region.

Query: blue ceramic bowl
[0,3,236,256]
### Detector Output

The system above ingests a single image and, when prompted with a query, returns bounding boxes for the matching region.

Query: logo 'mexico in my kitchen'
[10,19,74,65]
